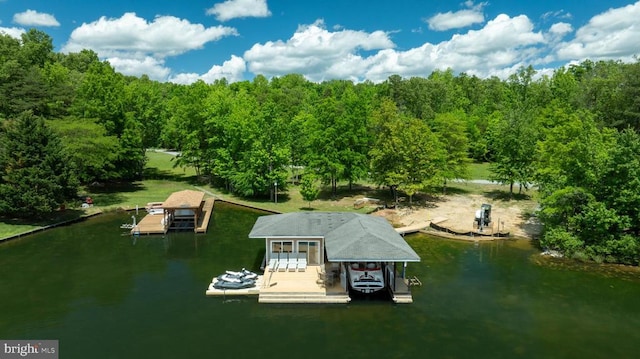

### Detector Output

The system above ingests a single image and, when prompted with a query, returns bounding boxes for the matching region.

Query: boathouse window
[271,241,293,253]
[297,241,320,265]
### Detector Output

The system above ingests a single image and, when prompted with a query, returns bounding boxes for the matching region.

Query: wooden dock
[203,266,418,304]
[195,197,214,233]
[395,222,429,235]
[258,266,351,304]
[132,212,167,235]
[204,266,351,303]
[132,197,215,235]
[205,275,264,296]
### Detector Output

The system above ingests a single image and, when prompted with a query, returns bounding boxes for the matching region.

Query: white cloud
[243,19,395,81]
[13,9,60,27]
[170,55,246,84]
[107,57,170,80]
[241,14,548,83]
[62,13,237,58]
[549,22,572,35]
[541,10,572,22]
[545,22,573,46]
[555,1,640,61]
[446,14,544,56]
[0,26,26,39]
[61,12,237,81]
[427,9,485,31]
[426,1,486,31]
[206,0,271,22]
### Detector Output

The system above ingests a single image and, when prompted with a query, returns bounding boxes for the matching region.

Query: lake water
[1,202,639,359]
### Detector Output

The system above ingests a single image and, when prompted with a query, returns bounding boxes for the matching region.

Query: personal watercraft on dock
[212,268,258,290]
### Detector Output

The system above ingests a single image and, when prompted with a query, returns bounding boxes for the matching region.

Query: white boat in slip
[347,262,385,294]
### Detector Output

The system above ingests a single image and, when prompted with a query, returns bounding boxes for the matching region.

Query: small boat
[347,262,385,294]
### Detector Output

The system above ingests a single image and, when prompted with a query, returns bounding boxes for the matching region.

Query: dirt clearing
[371,193,542,239]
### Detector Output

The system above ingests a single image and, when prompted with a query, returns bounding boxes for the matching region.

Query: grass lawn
[468,162,492,180]
[1,153,536,239]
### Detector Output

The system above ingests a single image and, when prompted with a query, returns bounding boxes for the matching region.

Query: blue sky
[1,0,639,84]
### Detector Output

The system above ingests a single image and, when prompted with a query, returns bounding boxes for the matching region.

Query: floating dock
[205,266,351,303]
[258,266,351,304]
[205,275,264,296]
[205,265,417,304]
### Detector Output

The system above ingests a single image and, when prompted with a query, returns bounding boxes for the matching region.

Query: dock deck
[132,212,167,235]
[258,266,350,304]
[132,197,215,235]
[395,222,429,235]
[195,197,214,233]
[205,266,411,304]
[205,275,264,296]
[204,266,351,303]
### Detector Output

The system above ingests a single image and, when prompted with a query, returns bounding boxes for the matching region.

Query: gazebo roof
[249,212,420,262]
[162,190,205,209]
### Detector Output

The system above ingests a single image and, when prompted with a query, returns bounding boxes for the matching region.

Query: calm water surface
[1,202,639,359]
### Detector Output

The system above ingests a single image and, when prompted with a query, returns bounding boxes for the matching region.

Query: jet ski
[212,268,259,290]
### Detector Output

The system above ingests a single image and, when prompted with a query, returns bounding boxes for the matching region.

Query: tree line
[1,29,639,264]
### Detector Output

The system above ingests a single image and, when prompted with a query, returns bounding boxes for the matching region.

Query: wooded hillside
[1,29,639,264]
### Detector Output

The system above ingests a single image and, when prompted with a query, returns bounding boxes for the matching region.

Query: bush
[541,227,583,255]
[605,235,640,265]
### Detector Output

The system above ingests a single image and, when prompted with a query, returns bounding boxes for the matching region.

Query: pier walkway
[195,198,214,233]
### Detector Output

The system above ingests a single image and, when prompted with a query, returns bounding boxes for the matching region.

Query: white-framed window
[270,240,293,253]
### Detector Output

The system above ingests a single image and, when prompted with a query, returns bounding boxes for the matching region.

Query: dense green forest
[1,29,639,264]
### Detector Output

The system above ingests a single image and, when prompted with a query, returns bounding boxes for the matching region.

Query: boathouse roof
[162,190,205,209]
[248,212,420,262]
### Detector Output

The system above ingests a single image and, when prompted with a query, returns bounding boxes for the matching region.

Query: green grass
[468,162,492,180]
[0,151,201,240]
[0,207,101,239]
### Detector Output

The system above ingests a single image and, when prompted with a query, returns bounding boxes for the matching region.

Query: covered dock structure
[162,190,205,231]
[132,190,213,235]
[248,212,421,303]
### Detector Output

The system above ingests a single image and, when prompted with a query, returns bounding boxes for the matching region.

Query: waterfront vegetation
[1,30,639,264]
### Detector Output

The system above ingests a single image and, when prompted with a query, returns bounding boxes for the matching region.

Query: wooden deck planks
[132,213,166,235]
[258,265,351,303]
[195,197,215,233]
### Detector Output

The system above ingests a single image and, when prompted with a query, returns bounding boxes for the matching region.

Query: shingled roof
[249,212,420,262]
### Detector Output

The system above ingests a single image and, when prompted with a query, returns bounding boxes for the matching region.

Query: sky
[1,0,639,84]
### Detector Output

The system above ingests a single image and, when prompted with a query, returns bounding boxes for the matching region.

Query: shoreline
[0,210,103,243]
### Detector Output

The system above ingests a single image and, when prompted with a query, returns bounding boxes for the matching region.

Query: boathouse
[248,212,421,303]
[132,190,214,235]
[162,190,205,230]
